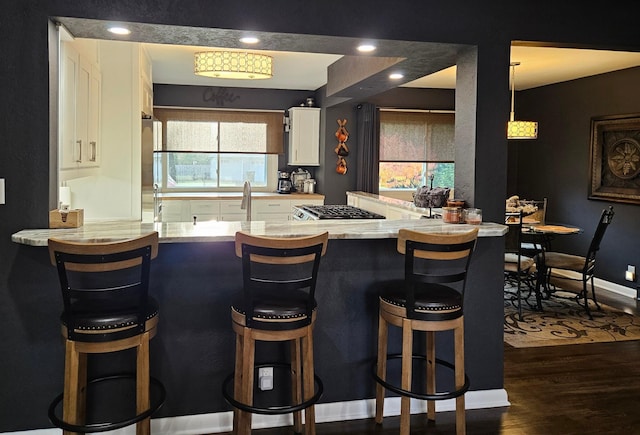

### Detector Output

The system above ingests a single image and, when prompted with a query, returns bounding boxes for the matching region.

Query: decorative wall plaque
[589,113,640,204]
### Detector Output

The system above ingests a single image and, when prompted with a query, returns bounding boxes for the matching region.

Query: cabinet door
[86,64,101,166]
[60,45,79,169]
[190,200,220,222]
[288,107,320,166]
[254,199,292,221]
[76,57,91,165]
[161,200,188,222]
[219,200,246,221]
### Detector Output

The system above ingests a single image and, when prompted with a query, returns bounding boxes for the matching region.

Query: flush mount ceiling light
[239,36,260,44]
[389,72,404,80]
[107,26,131,35]
[357,44,376,53]
[507,62,538,139]
[194,51,273,79]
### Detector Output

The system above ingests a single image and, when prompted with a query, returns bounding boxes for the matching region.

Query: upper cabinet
[140,46,153,118]
[287,107,320,166]
[60,41,101,169]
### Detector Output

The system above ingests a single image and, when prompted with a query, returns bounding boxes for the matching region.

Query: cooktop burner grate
[300,205,385,219]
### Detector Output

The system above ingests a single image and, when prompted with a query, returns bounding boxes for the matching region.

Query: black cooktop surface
[300,205,385,219]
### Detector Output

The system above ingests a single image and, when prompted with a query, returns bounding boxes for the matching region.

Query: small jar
[447,199,465,208]
[442,207,462,224]
[463,208,482,225]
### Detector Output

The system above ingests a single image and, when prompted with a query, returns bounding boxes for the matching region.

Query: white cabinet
[140,47,153,117]
[161,200,189,222]
[190,200,220,222]
[287,107,320,166]
[160,196,324,222]
[60,42,101,169]
[253,199,293,221]
[219,200,245,221]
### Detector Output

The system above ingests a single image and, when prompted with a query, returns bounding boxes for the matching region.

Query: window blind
[379,111,455,162]
[154,108,284,154]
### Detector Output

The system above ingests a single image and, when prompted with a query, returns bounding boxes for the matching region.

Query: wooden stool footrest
[48,373,166,433]
[372,354,469,401]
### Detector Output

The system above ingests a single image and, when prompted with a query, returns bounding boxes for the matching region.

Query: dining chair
[504,211,537,320]
[536,206,614,319]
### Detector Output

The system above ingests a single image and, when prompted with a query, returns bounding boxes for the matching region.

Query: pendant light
[507,62,538,139]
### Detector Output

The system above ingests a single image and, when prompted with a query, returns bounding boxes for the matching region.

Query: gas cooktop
[294,205,385,220]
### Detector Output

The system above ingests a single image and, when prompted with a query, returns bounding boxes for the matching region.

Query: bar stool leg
[291,338,303,433]
[240,331,255,435]
[233,333,244,435]
[374,311,388,424]
[302,327,316,435]
[136,332,151,435]
[454,322,466,435]
[400,318,413,435]
[63,340,83,435]
[426,330,436,421]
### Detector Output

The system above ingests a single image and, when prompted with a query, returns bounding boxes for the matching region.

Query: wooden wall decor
[335,119,349,174]
[589,113,640,204]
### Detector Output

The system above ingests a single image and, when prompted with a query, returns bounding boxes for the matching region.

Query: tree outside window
[379,110,455,190]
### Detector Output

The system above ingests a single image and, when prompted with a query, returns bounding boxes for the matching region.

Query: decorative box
[49,208,84,228]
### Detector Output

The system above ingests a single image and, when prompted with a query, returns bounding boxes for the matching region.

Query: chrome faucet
[240,181,252,221]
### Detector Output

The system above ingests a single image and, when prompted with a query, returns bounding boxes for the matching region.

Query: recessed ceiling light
[240,36,260,44]
[389,73,404,80]
[357,44,376,53]
[108,26,131,35]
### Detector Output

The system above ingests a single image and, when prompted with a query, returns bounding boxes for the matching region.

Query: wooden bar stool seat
[47,233,165,435]
[373,228,478,435]
[222,231,328,435]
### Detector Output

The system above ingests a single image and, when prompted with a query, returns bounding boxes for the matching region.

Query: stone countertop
[347,191,442,215]
[160,192,324,201]
[12,219,507,247]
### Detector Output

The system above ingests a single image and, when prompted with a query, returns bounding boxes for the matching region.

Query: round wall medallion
[607,137,640,179]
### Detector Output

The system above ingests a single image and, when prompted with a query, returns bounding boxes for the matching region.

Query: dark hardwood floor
[225,289,640,434]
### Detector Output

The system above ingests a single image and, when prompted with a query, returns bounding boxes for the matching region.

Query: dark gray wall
[2,0,640,432]
[513,66,640,289]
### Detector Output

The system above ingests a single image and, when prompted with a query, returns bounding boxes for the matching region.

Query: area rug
[504,290,640,348]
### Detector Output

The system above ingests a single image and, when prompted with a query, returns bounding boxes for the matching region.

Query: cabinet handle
[89,141,97,162]
[76,140,82,162]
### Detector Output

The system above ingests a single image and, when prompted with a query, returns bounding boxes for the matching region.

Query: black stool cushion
[61,296,159,340]
[379,280,463,321]
[231,289,317,330]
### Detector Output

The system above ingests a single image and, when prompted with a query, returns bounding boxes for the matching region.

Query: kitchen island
[10,219,508,433]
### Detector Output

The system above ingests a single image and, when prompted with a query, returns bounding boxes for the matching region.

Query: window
[153,108,283,190]
[379,110,455,190]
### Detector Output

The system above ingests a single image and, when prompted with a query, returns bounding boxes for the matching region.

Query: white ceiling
[145,43,640,92]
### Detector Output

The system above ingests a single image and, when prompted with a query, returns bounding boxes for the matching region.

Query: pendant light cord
[510,62,519,122]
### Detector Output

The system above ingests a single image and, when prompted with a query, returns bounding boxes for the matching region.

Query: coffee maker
[277,170,292,194]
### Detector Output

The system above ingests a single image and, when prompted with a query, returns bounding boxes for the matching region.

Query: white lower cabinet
[161,201,189,222]
[253,199,292,221]
[190,200,220,223]
[219,200,245,221]
[160,197,324,222]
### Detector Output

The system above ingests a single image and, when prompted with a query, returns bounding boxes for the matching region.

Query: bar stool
[47,232,165,434]
[373,228,478,435]
[222,231,328,435]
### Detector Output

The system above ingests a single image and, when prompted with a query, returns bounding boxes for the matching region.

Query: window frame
[153,107,283,192]
[378,109,455,192]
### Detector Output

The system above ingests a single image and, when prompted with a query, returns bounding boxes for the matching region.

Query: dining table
[518,222,583,310]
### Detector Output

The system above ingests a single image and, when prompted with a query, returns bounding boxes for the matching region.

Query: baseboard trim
[2,388,509,435]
